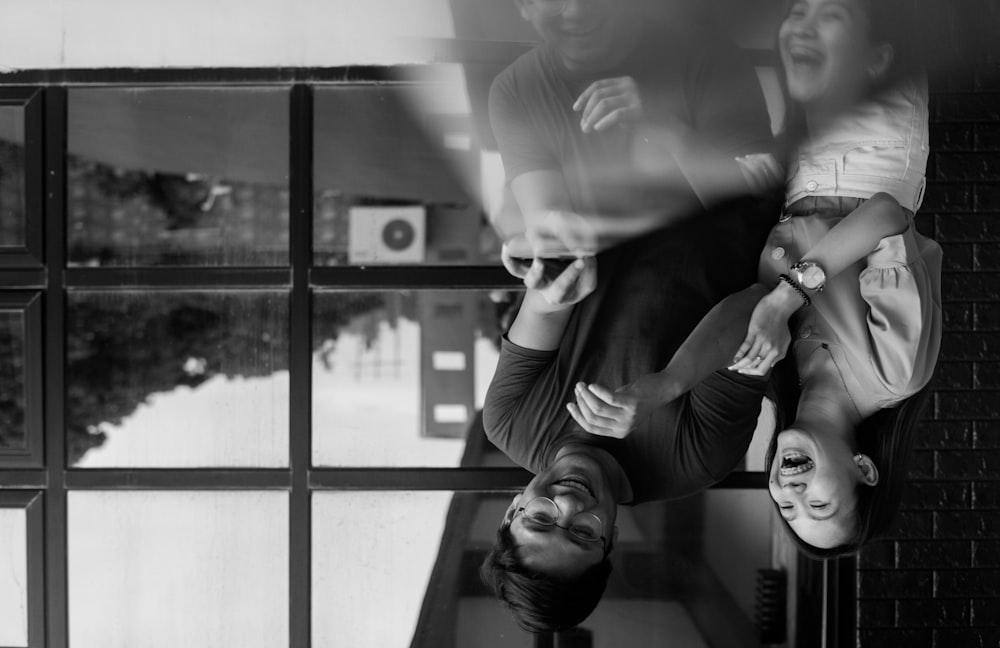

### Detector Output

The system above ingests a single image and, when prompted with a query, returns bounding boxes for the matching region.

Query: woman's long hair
[765,359,931,559]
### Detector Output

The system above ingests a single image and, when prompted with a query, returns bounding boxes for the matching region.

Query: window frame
[0,87,44,268]
[0,291,43,468]
[0,66,839,648]
[0,490,45,648]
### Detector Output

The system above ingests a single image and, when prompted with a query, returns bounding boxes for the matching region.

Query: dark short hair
[479,524,613,632]
[765,386,930,560]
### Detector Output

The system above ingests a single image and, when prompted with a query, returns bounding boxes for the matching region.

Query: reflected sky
[0,508,28,647]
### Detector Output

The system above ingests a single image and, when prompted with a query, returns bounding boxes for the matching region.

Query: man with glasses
[481,0,778,634]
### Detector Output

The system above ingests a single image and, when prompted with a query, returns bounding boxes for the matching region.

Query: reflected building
[0,141,26,245]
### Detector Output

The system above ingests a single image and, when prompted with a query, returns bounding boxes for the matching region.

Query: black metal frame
[0,490,45,648]
[0,291,43,467]
[0,87,44,268]
[0,68,779,648]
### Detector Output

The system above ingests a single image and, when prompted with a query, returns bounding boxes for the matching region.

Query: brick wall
[855,47,1000,647]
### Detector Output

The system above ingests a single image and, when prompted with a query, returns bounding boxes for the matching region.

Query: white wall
[0,0,457,71]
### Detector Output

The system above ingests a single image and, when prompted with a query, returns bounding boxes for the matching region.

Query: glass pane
[314,491,781,648]
[313,83,501,266]
[67,88,289,266]
[68,491,288,648]
[312,289,511,467]
[0,309,26,450]
[67,291,289,467]
[0,507,28,647]
[0,106,26,248]
[313,491,457,647]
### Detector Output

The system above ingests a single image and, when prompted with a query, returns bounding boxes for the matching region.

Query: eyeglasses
[505,497,608,551]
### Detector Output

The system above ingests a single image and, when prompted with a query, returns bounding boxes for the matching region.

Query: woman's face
[778,0,886,110]
[768,427,873,548]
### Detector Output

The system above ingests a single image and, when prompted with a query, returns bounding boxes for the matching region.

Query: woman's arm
[729,193,910,371]
[658,283,777,396]
[798,192,909,279]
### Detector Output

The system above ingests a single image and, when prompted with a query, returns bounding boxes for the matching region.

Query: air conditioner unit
[348,206,426,264]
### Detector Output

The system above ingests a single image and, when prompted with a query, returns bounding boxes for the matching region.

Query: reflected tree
[0,140,26,244]
[66,157,287,267]
[66,293,288,465]
[0,320,25,449]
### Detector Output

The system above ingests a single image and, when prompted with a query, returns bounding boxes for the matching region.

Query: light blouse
[784,75,929,214]
[758,196,943,418]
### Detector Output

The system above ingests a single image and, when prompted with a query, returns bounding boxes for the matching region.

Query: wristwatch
[790,261,827,291]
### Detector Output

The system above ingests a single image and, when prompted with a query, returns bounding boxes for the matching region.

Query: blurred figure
[577,0,942,559]
[489,0,775,267]
[479,0,781,631]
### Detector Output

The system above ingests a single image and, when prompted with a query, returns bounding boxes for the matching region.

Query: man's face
[502,449,619,579]
[515,0,640,73]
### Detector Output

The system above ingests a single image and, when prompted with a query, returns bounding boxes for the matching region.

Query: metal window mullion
[304,468,765,491]
[63,267,292,289]
[288,83,313,648]
[308,467,533,491]
[62,470,292,490]
[43,85,68,648]
[0,67,403,87]
[310,265,520,290]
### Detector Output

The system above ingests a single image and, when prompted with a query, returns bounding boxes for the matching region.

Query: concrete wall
[0,0,456,70]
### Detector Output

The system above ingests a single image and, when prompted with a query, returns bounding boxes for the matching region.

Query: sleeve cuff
[866,222,920,270]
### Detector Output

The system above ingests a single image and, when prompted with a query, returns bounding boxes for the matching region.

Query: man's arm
[683,369,770,481]
[507,288,577,352]
[567,284,772,438]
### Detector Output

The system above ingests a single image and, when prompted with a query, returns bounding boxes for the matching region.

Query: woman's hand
[728,283,802,375]
[566,373,674,439]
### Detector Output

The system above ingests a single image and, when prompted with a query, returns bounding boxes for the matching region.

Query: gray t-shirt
[483,225,771,505]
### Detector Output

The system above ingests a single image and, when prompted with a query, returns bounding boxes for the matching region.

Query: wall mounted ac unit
[348,206,426,264]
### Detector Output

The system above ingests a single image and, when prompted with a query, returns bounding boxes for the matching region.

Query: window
[0,64,832,648]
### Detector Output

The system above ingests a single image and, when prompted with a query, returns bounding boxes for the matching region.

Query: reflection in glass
[67,88,289,266]
[0,106,26,249]
[704,490,773,621]
[313,85,500,266]
[0,310,26,450]
[316,490,775,647]
[0,507,28,647]
[313,491,455,647]
[312,290,513,467]
[68,491,288,648]
[67,291,289,467]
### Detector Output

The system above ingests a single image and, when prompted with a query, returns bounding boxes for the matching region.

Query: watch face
[801,265,825,289]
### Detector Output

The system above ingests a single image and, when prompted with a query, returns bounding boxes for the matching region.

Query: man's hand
[727,284,801,376]
[574,76,643,133]
[500,210,599,310]
[566,373,673,439]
